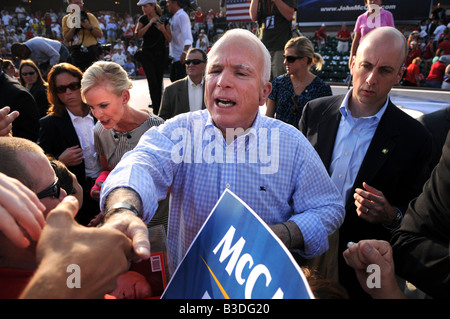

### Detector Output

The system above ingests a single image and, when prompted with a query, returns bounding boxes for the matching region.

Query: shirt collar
[205,110,260,143]
[187,76,204,87]
[66,108,94,121]
[339,88,388,123]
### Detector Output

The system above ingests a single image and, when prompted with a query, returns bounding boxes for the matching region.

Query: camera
[158,16,168,24]
[80,10,88,22]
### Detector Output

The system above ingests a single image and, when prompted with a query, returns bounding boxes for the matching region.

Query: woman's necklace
[291,74,313,94]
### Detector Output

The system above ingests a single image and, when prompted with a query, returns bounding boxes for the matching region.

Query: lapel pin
[382,148,389,154]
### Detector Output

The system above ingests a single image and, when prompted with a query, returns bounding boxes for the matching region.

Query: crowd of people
[0,0,449,302]
[310,2,450,89]
[0,2,237,78]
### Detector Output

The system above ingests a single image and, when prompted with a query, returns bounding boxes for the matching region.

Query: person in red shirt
[403,57,422,87]
[336,23,351,53]
[437,35,450,55]
[313,24,327,49]
[194,6,205,35]
[426,56,448,88]
[405,40,422,68]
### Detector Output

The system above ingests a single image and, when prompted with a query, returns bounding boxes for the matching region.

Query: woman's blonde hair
[81,61,133,102]
[285,36,325,71]
[412,57,422,64]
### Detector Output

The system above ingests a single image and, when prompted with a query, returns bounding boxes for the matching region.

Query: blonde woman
[81,61,164,179]
[266,36,332,127]
[81,61,168,232]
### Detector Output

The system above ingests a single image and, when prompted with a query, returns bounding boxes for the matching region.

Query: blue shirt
[329,89,388,202]
[25,36,62,66]
[100,110,344,271]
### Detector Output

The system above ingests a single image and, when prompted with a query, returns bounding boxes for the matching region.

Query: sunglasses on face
[185,59,206,65]
[37,178,61,199]
[55,81,81,94]
[21,71,36,76]
[283,55,304,63]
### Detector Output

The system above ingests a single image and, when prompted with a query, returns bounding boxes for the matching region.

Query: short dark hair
[0,137,45,190]
[187,48,207,61]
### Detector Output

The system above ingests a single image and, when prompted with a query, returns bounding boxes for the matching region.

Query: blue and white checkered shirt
[100,110,344,270]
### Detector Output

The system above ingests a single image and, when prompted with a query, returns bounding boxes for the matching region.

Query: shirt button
[345,152,349,156]
[338,174,343,178]
[225,183,230,188]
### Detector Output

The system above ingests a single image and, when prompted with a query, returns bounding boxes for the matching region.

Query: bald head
[357,27,407,71]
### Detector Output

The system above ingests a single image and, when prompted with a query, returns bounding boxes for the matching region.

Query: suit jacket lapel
[62,110,82,146]
[347,100,398,208]
[317,97,344,170]
[178,79,190,114]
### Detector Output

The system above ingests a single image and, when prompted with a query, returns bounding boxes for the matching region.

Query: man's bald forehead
[357,27,407,67]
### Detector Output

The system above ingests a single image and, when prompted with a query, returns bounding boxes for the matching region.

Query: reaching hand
[0,172,46,248]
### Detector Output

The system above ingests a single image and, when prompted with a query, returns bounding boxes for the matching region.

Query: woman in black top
[18,59,50,118]
[135,0,172,115]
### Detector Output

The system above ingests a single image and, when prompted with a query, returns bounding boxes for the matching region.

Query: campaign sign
[161,189,314,299]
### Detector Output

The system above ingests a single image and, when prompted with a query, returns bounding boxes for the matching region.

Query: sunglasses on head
[37,178,61,199]
[283,55,304,63]
[21,71,36,76]
[185,59,206,65]
[55,81,81,94]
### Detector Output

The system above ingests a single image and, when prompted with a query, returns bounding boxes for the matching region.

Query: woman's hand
[58,145,84,167]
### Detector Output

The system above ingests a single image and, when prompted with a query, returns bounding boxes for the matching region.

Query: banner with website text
[161,189,314,299]
[296,0,433,26]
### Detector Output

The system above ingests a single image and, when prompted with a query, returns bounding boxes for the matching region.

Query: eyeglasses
[21,71,36,76]
[55,81,81,94]
[185,59,206,65]
[283,55,304,63]
[36,178,61,199]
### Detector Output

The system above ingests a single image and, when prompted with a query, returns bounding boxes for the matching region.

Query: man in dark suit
[0,58,40,141]
[299,27,432,298]
[391,130,450,299]
[158,48,207,120]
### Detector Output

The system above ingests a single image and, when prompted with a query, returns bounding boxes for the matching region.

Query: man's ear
[259,82,272,106]
[350,55,356,76]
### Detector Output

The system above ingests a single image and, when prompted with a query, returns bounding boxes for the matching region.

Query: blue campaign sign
[161,189,314,299]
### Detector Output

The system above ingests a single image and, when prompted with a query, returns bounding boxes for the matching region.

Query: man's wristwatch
[388,210,402,229]
[105,202,142,219]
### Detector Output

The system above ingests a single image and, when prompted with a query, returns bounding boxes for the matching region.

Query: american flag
[226,0,252,22]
